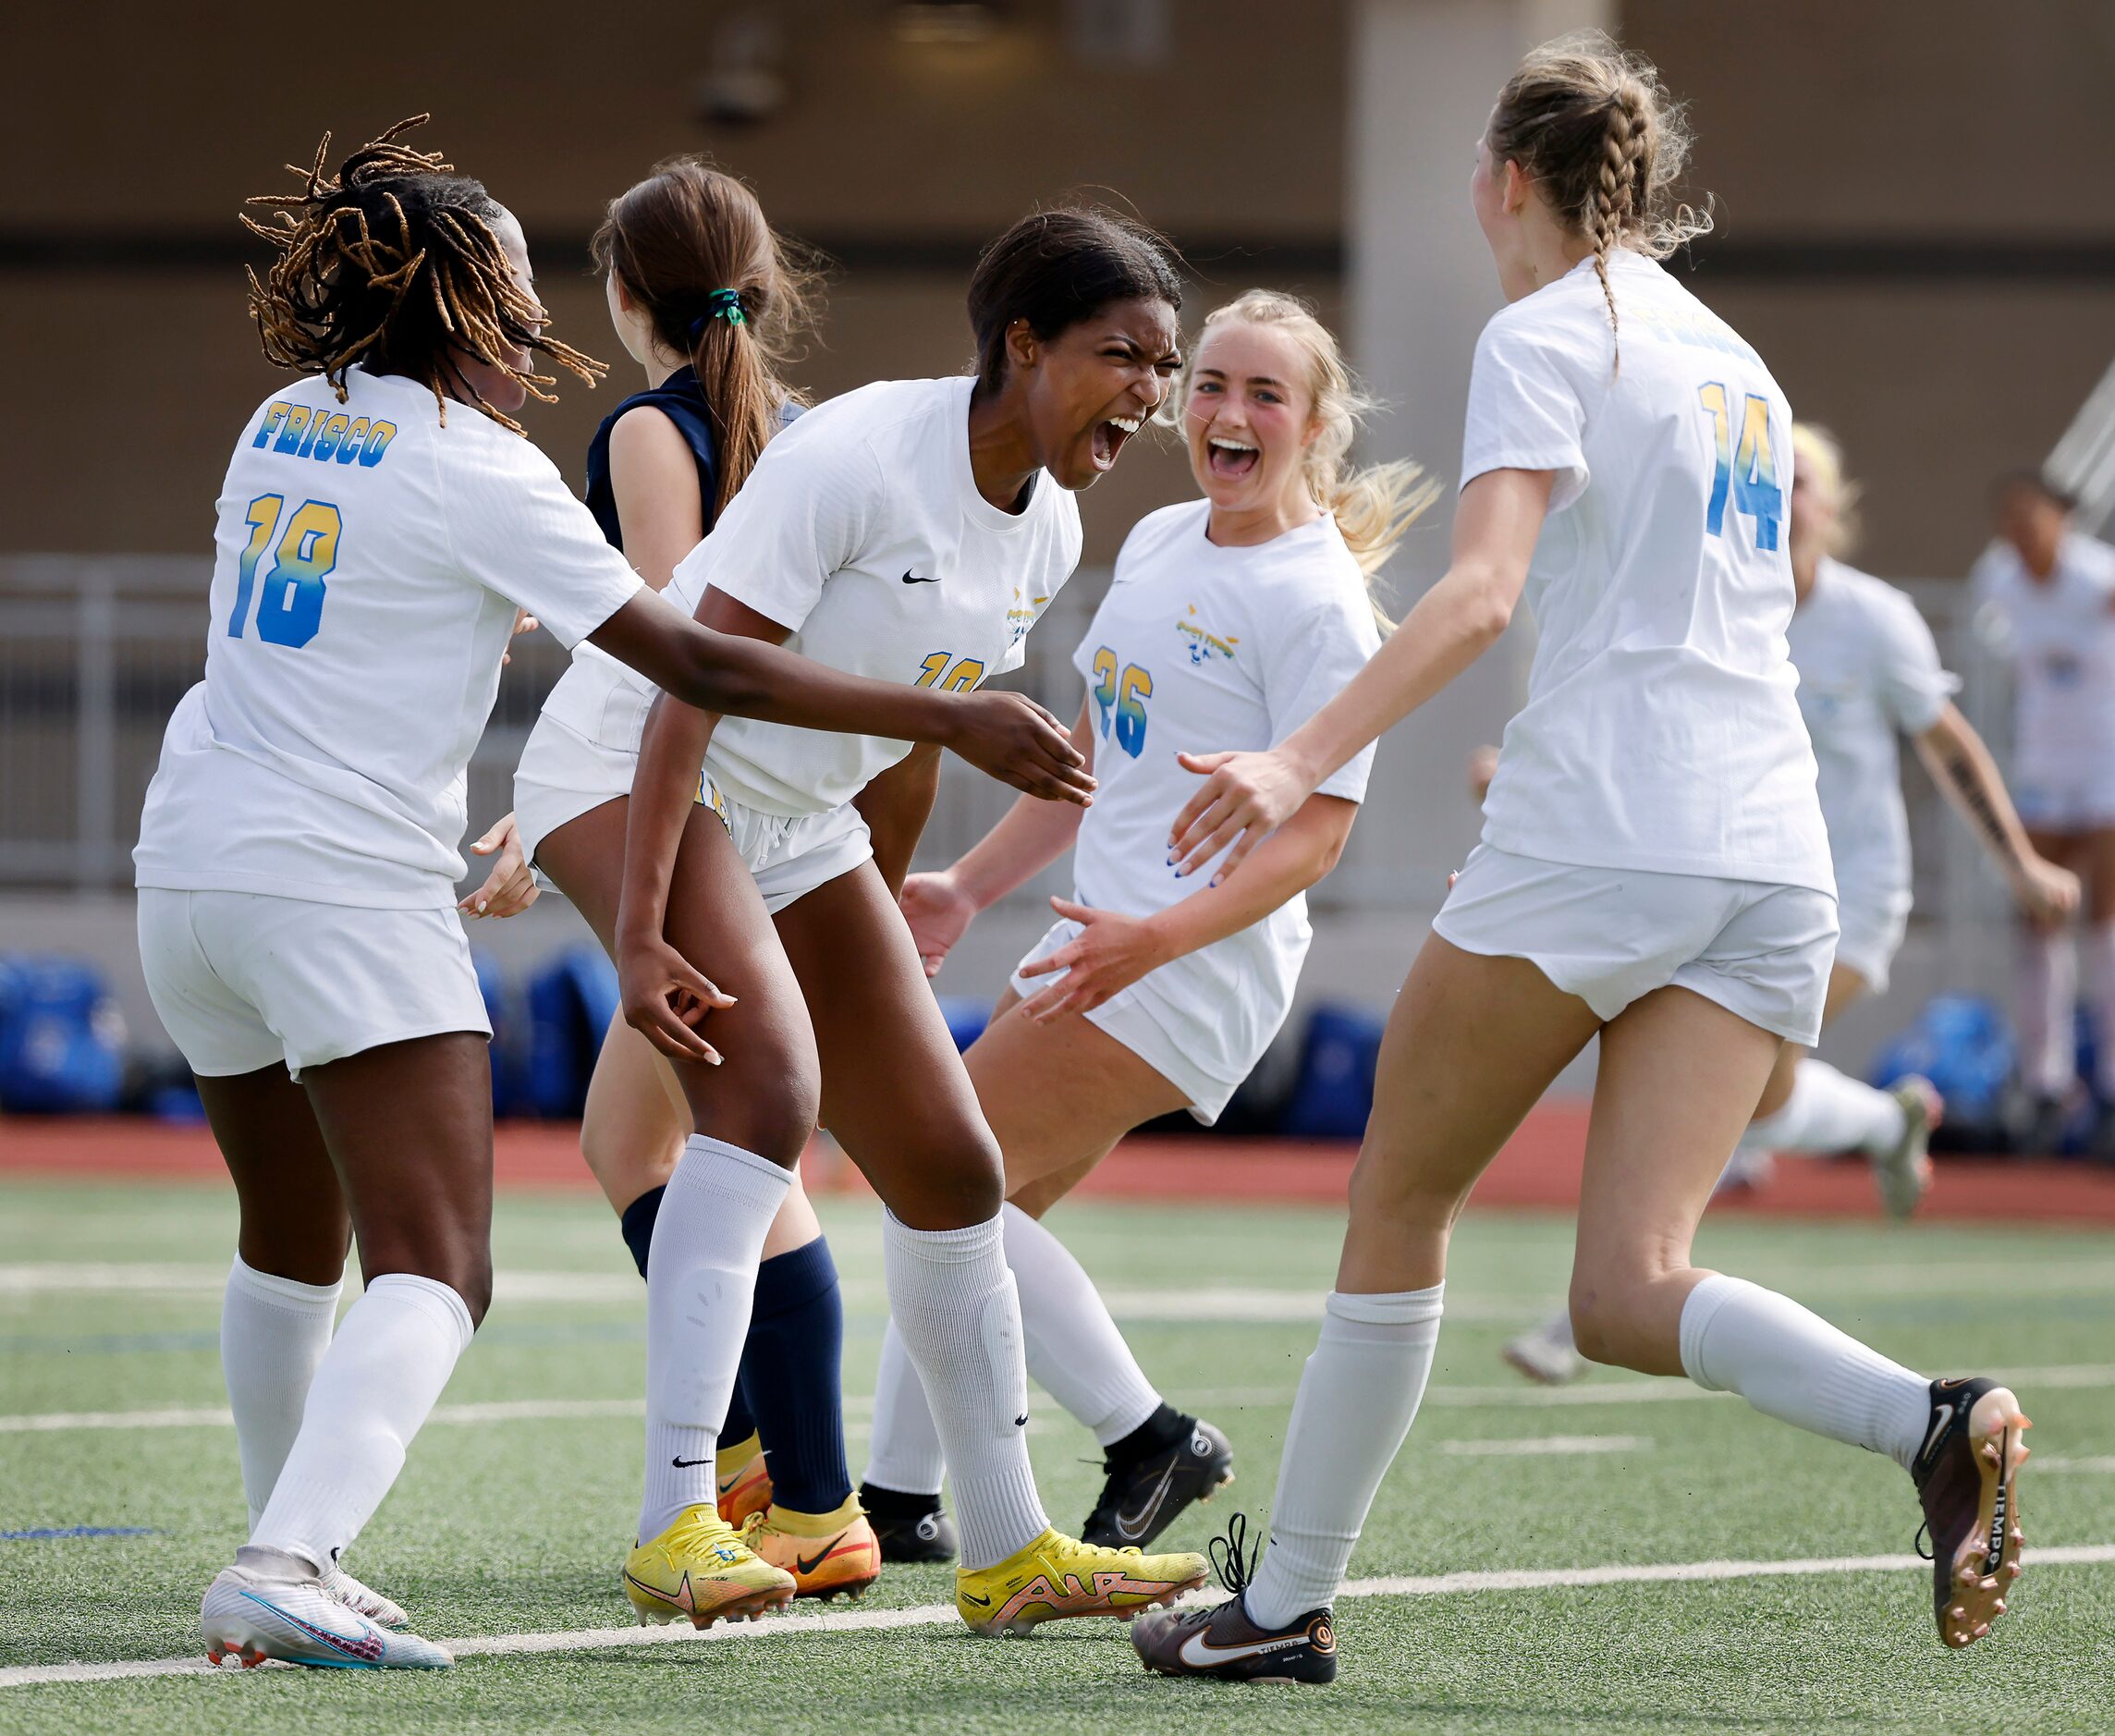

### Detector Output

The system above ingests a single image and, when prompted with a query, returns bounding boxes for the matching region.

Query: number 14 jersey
[1465,250,1833,896]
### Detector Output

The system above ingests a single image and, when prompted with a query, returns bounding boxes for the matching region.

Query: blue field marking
[1,1527,157,1541]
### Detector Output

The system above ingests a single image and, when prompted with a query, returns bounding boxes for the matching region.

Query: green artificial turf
[2,1175,2110,1732]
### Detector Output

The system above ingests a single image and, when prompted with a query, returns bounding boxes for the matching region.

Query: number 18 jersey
[1466,250,1832,896]
[135,369,644,909]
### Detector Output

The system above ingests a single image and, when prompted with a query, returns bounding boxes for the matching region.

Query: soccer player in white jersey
[1503,424,2079,1385]
[858,288,1429,1557]
[1132,40,2032,1682]
[512,208,1211,1634]
[1970,472,2115,1149]
[133,122,1090,1674]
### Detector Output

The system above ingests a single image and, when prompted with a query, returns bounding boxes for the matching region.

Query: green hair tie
[695,287,748,331]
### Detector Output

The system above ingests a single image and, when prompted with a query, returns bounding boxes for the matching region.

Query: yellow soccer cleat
[955,1527,1208,1636]
[623,1504,796,1629]
[741,1496,883,1603]
[716,1431,774,1527]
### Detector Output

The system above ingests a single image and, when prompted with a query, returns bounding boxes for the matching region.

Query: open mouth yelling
[1090,413,1143,471]
[1206,434,1259,481]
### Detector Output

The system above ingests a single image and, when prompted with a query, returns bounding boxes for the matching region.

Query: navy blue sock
[734,1237,850,1512]
[617,1185,665,1280]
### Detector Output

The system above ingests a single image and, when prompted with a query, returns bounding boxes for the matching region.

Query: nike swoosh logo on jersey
[902,570,941,584]
[1114,1461,1180,1540]
[1178,1627,1302,1669]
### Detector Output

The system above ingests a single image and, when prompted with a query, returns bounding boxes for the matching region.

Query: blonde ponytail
[1172,287,1437,632]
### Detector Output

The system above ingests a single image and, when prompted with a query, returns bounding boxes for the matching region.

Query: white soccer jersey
[1787,558,1958,920]
[1061,499,1380,1073]
[1969,531,2115,786]
[1466,250,1832,896]
[539,374,1082,817]
[134,369,644,909]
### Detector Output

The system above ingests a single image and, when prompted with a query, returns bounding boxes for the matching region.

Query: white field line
[6,1543,2114,1690]
[14,1260,2115,1307]
[7,1363,2109,1435]
[1438,1434,1651,1457]
[2034,1456,2115,1473]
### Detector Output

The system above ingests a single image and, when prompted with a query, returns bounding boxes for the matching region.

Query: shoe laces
[1208,1512,1260,1598]
[1913,1519,1934,1563]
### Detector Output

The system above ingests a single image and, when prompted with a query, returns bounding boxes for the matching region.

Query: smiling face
[1010,297,1181,490]
[1184,320,1319,520]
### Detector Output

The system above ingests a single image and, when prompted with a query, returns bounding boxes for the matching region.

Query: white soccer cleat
[323,1561,409,1629]
[202,1563,451,1670]
[1874,1075,1939,1222]
[1502,1313,1585,1387]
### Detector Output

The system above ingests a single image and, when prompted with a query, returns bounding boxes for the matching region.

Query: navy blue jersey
[582,366,718,550]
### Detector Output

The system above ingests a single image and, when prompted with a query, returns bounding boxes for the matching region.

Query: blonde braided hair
[1486,33,1710,373]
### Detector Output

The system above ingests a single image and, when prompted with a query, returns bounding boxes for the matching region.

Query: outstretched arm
[1168,467,1550,879]
[1017,793,1357,1021]
[1913,702,2079,925]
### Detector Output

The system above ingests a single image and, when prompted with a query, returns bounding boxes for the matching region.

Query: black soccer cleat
[859,1485,958,1565]
[1081,1414,1234,1549]
[1131,1513,1337,1684]
[1910,1375,2030,1649]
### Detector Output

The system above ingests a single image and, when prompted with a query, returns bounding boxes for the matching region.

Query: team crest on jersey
[1008,586,1050,644]
[1176,605,1239,665]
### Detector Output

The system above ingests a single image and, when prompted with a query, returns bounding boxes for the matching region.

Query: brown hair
[1485,32,1708,367]
[1171,289,1437,632]
[966,208,1181,392]
[242,116,603,432]
[592,157,820,517]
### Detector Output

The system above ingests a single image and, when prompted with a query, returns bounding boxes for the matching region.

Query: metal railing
[0,557,2020,947]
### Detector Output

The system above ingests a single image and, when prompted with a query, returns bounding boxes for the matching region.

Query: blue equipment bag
[0,956,126,1114]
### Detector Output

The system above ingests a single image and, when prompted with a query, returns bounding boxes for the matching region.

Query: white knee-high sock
[221,1256,342,1530]
[2019,929,2077,1095]
[249,1273,473,1572]
[1747,1059,1904,1157]
[881,1212,1049,1571]
[1004,1204,1162,1446]
[2084,924,2115,1096]
[1680,1274,1929,1469]
[1244,1287,1445,1629]
[863,1318,947,1498]
[640,1134,791,1541]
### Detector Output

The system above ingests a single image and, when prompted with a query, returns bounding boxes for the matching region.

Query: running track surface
[6,1108,2114,1223]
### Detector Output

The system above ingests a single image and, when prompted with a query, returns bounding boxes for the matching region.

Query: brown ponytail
[591,157,821,517]
[1485,33,1708,371]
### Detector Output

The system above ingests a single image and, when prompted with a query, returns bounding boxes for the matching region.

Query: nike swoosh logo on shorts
[1178,1628,1299,1669]
[902,570,940,584]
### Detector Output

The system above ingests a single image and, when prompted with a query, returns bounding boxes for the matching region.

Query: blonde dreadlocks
[241,116,605,431]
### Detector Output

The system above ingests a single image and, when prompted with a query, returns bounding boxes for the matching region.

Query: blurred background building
[6,0,2115,1088]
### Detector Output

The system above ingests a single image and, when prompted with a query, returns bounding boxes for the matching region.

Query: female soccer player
[1970,472,2115,1149]
[1131,40,2031,1682]
[513,207,1212,1634]
[136,120,1088,1672]
[859,288,1429,1559]
[1503,424,2079,1384]
[518,155,875,1596]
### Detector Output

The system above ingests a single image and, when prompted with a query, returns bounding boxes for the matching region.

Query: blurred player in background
[138,121,1083,1672]
[1504,423,2078,1385]
[515,209,1214,1634]
[860,289,1430,1559]
[502,156,875,1598]
[1131,39,2030,1681]
[1971,471,2115,1151]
